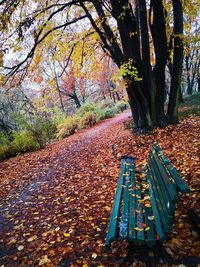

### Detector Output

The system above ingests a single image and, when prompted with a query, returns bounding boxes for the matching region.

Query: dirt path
[0,112,131,266]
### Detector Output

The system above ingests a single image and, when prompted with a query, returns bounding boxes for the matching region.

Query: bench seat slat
[146,169,166,241]
[143,188,155,242]
[149,156,175,217]
[105,159,126,248]
[119,164,131,239]
[148,160,173,233]
[136,183,145,240]
[129,166,136,240]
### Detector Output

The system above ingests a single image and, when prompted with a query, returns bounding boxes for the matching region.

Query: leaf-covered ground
[0,112,199,267]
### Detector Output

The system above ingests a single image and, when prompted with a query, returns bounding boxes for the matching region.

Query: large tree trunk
[167,0,184,124]
[110,0,152,131]
[126,79,151,132]
[150,0,168,127]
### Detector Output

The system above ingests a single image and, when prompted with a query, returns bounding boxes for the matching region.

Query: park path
[0,112,131,266]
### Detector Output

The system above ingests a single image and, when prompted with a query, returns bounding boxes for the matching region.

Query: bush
[0,144,10,162]
[79,112,97,128]
[12,131,39,153]
[78,102,100,116]
[0,131,39,162]
[115,100,129,113]
[0,134,12,161]
[17,114,56,148]
[99,99,114,109]
[103,107,117,119]
[56,116,79,139]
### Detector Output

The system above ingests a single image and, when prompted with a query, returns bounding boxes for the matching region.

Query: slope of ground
[0,111,199,267]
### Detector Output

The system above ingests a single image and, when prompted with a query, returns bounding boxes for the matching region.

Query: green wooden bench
[105,144,190,249]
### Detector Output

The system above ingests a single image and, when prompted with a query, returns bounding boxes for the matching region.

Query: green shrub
[56,116,79,139]
[115,100,129,113]
[79,112,97,128]
[78,102,102,117]
[104,107,117,118]
[99,99,114,109]
[12,131,39,153]
[179,108,200,120]
[0,144,10,161]
[0,134,12,161]
[17,114,56,147]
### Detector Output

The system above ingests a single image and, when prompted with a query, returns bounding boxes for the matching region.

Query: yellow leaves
[0,74,7,87]
[17,245,24,251]
[27,235,37,242]
[104,206,111,211]
[38,255,50,266]
[134,227,143,231]
[63,233,71,238]
[148,216,154,221]
[91,253,98,259]
[0,51,3,67]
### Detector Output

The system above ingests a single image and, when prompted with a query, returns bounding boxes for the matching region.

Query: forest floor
[0,111,199,267]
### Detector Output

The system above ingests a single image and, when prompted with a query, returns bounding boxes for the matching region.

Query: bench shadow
[117,242,200,267]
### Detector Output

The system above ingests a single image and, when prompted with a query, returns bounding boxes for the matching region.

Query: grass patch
[179,93,200,120]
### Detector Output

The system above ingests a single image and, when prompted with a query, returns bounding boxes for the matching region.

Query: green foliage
[79,111,97,128]
[56,116,79,139]
[0,133,11,161]
[12,131,39,153]
[78,102,106,121]
[103,107,117,118]
[78,102,101,117]
[179,93,200,120]
[0,131,39,162]
[113,59,142,82]
[179,108,200,120]
[17,114,56,148]
[51,107,67,125]
[115,100,129,113]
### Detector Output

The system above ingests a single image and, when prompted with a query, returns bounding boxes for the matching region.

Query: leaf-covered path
[0,113,199,267]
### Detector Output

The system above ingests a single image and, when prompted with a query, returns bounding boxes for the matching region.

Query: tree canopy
[0,0,199,132]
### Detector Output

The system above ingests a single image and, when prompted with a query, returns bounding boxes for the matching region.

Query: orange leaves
[0,113,199,266]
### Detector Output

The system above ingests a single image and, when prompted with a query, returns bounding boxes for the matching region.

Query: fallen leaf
[17,245,24,251]
[63,233,70,237]
[91,253,98,259]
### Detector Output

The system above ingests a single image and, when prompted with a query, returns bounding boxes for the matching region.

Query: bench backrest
[147,146,179,234]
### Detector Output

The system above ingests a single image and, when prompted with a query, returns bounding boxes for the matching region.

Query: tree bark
[167,0,184,124]
[150,0,168,127]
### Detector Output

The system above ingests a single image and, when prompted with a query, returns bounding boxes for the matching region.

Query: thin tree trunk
[167,0,184,124]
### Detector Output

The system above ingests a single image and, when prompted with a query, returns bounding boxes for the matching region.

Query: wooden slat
[146,168,166,241]
[149,155,175,217]
[150,149,179,202]
[129,163,136,240]
[148,158,173,232]
[143,188,155,242]
[119,163,131,239]
[154,145,190,193]
[105,159,126,248]
[136,182,145,240]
